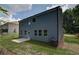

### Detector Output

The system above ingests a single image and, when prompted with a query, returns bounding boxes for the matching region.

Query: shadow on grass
[26,40,57,49]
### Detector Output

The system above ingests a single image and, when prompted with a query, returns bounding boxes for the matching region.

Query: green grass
[64,35,79,44]
[0,34,79,54]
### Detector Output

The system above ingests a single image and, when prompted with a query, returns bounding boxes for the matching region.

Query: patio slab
[12,38,30,43]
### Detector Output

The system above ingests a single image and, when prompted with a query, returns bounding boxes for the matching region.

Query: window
[2,29,8,32]
[25,30,27,35]
[32,18,36,22]
[39,30,42,36]
[28,31,30,34]
[34,30,37,36]
[44,30,48,36]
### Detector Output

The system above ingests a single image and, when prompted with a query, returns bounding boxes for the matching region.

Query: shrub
[75,33,79,39]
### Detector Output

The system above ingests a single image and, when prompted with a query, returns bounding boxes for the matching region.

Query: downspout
[57,6,59,47]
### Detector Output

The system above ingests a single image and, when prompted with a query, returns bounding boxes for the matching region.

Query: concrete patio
[12,38,30,43]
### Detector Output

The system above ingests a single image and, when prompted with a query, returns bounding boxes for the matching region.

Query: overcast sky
[0,4,77,21]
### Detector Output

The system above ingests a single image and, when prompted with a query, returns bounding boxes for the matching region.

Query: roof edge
[20,6,61,22]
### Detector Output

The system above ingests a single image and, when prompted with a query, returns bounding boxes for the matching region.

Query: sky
[0,4,76,22]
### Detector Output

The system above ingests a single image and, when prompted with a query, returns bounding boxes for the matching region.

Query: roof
[7,21,19,25]
[0,21,19,27]
[20,6,61,22]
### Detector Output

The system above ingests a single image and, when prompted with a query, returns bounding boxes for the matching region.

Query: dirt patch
[63,43,79,54]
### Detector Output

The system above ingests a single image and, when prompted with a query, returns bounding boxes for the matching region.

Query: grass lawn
[0,33,79,55]
[64,34,79,44]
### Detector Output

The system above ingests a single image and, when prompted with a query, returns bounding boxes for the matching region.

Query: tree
[0,6,8,25]
[63,9,74,33]
[72,5,79,33]
[73,4,79,25]
[0,6,8,15]
[0,6,8,34]
[63,4,79,33]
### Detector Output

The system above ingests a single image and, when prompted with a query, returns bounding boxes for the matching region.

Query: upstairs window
[32,18,36,22]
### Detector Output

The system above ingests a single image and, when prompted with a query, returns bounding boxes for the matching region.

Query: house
[0,21,19,34]
[19,6,63,47]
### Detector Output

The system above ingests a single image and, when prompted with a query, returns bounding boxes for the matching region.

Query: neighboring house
[0,21,19,34]
[19,6,63,47]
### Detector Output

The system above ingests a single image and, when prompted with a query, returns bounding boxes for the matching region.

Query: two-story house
[19,6,63,47]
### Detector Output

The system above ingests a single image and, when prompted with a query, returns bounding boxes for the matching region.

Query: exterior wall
[19,7,63,47]
[19,8,59,42]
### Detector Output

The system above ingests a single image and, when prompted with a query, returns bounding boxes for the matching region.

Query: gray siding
[19,7,63,43]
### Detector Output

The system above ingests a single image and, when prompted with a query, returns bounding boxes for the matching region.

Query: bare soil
[63,43,79,54]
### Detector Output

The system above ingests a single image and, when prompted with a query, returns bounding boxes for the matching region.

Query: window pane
[32,18,36,22]
[39,30,42,36]
[28,31,30,34]
[25,30,27,35]
[34,30,37,36]
[44,30,48,36]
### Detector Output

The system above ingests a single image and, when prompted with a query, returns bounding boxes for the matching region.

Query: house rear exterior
[19,6,63,47]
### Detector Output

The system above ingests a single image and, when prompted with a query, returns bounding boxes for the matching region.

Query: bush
[75,33,79,39]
